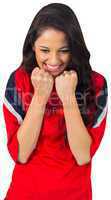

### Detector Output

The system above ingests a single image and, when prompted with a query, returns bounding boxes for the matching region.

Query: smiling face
[32,28,72,77]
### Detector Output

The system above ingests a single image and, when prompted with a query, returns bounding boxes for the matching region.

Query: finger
[49,77,53,82]
[64,72,70,77]
[32,67,38,73]
[44,71,50,76]
[35,67,40,72]
[69,70,76,76]
[32,67,40,76]
[37,75,42,81]
[69,70,75,74]
[63,71,68,76]
[39,68,45,74]
[63,70,67,74]
[43,76,48,81]
[65,73,69,77]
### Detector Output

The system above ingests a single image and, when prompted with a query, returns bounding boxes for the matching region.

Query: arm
[56,70,108,166]
[17,94,46,164]
[63,95,92,166]
[3,68,52,164]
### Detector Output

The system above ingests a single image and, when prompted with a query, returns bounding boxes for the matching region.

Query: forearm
[63,95,92,165]
[17,93,46,163]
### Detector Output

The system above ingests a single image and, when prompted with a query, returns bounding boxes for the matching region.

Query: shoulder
[91,70,108,93]
[7,65,29,84]
[6,65,34,112]
[89,71,108,128]
[91,70,107,85]
[14,65,30,86]
[91,70,108,119]
[8,65,33,93]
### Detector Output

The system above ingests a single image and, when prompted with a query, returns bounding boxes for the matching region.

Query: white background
[0,0,111,199]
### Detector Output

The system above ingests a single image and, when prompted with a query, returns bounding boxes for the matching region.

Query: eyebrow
[39,45,69,49]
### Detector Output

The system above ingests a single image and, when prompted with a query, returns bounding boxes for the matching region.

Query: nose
[48,52,61,66]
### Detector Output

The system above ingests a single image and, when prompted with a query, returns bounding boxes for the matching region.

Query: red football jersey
[3,65,108,200]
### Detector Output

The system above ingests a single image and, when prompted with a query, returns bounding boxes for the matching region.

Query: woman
[3,3,108,200]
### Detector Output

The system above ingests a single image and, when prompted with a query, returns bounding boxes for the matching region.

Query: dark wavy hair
[21,3,97,126]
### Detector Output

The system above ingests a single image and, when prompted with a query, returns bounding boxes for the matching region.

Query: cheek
[61,54,71,63]
[35,52,47,62]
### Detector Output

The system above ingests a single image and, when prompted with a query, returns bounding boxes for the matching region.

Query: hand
[55,70,78,103]
[31,67,54,104]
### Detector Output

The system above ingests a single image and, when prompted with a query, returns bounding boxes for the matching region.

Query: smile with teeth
[44,63,63,72]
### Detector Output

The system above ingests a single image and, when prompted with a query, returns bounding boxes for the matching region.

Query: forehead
[35,28,69,46]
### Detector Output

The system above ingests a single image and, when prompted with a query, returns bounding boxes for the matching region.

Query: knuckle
[33,67,39,73]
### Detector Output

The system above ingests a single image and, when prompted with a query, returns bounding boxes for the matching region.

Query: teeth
[47,64,59,69]
[44,64,60,71]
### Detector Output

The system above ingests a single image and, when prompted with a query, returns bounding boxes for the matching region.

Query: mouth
[43,63,63,72]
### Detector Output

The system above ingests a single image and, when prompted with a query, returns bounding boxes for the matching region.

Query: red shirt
[3,65,108,200]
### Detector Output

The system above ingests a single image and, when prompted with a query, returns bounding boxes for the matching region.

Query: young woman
[3,3,108,200]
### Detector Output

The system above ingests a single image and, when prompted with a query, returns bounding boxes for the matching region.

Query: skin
[32,28,78,103]
[17,28,92,165]
[31,28,92,165]
[32,28,72,78]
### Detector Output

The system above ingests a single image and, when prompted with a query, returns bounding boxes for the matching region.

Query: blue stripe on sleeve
[4,71,25,124]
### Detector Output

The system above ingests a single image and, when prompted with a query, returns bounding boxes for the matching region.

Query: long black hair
[21,3,97,126]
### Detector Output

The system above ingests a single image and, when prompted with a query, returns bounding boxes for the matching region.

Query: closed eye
[40,49,70,53]
[59,49,70,53]
[40,49,49,52]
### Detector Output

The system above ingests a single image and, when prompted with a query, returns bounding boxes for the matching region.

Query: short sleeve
[87,76,108,159]
[2,71,25,163]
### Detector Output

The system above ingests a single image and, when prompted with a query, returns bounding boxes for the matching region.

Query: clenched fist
[55,70,78,104]
[31,67,54,105]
